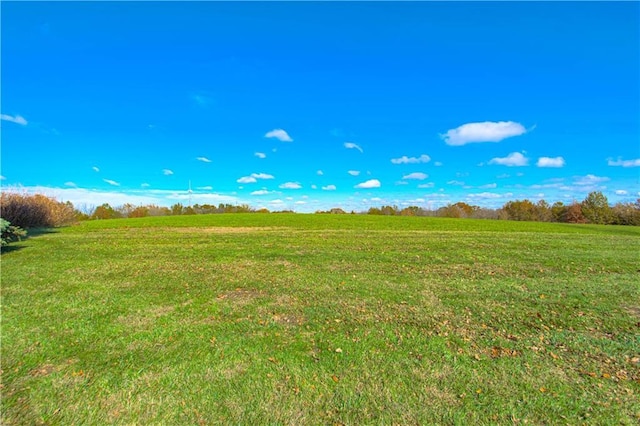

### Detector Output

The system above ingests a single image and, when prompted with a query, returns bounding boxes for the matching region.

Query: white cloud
[537,156,565,168]
[434,161,443,167]
[311,184,318,189]
[488,152,529,167]
[402,172,428,180]
[251,190,272,196]
[344,142,363,153]
[615,190,628,195]
[391,154,431,164]
[279,182,302,189]
[496,173,510,179]
[65,182,77,187]
[0,114,28,126]
[468,192,503,199]
[480,183,497,189]
[103,179,120,186]
[447,180,465,186]
[418,183,435,188]
[574,174,610,186]
[237,176,257,184]
[163,169,174,176]
[317,170,324,176]
[196,157,212,163]
[197,186,213,190]
[441,121,528,146]
[251,173,275,180]
[355,179,381,189]
[92,166,100,172]
[255,152,266,159]
[270,199,284,204]
[607,157,640,167]
[265,129,293,142]
[0,175,5,180]
[348,170,360,176]
[322,184,336,191]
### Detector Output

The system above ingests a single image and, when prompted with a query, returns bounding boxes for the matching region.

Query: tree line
[81,191,640,226]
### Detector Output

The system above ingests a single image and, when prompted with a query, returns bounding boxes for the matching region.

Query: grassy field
[2,214,639,424]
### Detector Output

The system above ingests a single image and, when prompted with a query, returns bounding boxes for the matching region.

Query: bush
[0,192,76,228]
[1,218,27,247]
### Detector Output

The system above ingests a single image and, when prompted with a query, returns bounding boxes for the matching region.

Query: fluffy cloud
[344,142,363,153]
[322,184,336,191]
[251,189,272,195]
[163,169,174,176]
[402,172,428,180]
[488,152,529,167]
[418,183,435,188]
[197,186,213,190]
[196,157,212,163]
[317,170,324,176]
[615,190,628,195]
[92,166,100,172]
[355,179,381,189]
[441,121,528,146]
[537,156,565,168]
[237,176,257,184]
[65,182,77,187]
[103,179,120,186]
[279,182,302,189]
[265,129,293,142]
[255,152,266,159]
[237,173,274,184]
[348,170,360,176]
[251,173,274,180]
[0,114,28,126]
[391,154,431,164]
[573,174,610,186]
[607,157,640,167]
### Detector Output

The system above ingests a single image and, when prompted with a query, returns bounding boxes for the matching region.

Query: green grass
[2,214,639,424]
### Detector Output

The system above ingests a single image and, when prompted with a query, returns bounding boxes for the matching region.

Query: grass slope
[2,214,639,424]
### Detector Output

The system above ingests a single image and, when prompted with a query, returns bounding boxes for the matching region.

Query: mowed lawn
[2,214,639,425]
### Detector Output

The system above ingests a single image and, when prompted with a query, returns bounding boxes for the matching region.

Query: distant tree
[171,203,184,215]
[399,206,420,216]
[129,206,149,218]
[551,202,567,222]
[92,203,121,220]
[438,204,462,218]
[534,200,552,222]
[330,208,346,214]
[565,202,587,224]
[367,207,382,215]
[611,200,640,226]
[581,191,612,224]
[502,200,536,221]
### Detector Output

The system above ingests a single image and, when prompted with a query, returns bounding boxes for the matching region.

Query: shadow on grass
[1,228,58,255]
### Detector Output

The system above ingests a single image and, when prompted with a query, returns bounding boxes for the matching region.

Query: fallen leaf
[335,348,343,353]
[331,375,339,383]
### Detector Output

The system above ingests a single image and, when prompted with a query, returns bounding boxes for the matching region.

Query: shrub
[1,218,27,247]
[0,192,76,228]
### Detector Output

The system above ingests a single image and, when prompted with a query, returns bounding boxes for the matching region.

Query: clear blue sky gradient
[2,1,638,212]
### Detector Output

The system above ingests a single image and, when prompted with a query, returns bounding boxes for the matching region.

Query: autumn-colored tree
[551,201,567,222]
[171,203,184,215]
[565,202,586,223]
[92,203,121,220]
[611,200,640,226]
[129,206,149,218]
[502,199,536,221]
[581,191,612,224]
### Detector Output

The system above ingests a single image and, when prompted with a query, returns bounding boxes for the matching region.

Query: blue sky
[2,1,638,213]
